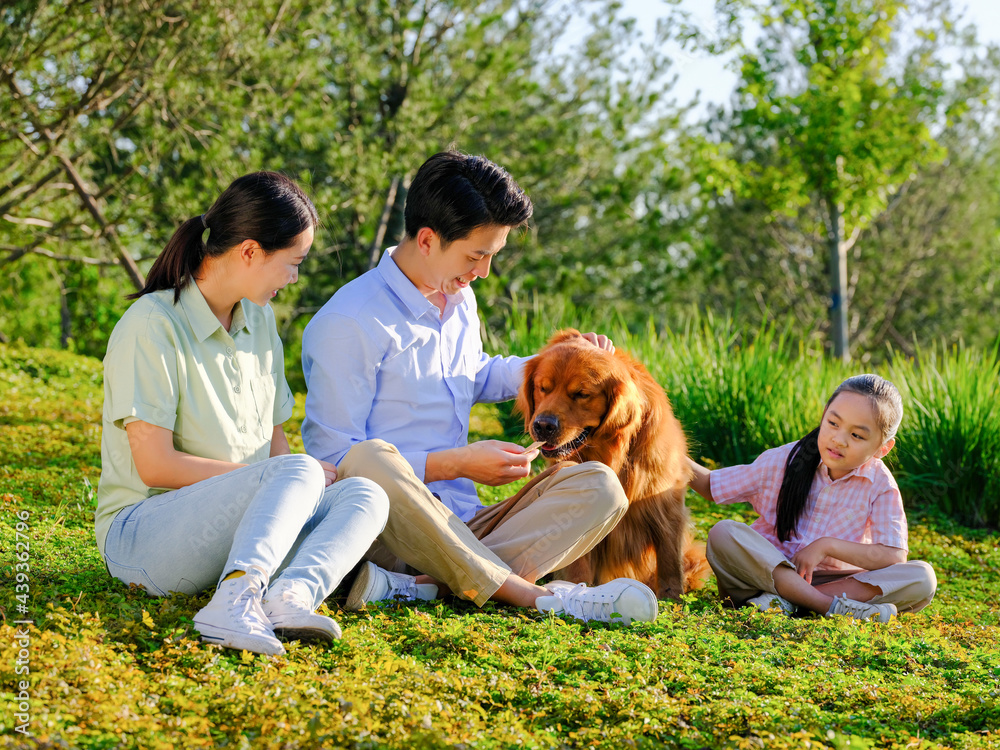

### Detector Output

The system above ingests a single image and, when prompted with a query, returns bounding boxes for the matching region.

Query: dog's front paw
[658,585,684,601]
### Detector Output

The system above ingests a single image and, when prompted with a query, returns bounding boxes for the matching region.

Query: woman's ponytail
[775,427,821,542]
[127,216,208,302]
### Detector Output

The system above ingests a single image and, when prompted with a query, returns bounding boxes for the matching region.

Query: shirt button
[234,385,241,393]
[240,426,247,433]
[226,347,234,354]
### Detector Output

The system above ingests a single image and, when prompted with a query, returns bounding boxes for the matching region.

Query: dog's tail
[682,535,712,592]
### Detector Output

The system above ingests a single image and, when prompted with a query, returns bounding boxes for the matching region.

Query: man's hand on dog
[580,331,615,353]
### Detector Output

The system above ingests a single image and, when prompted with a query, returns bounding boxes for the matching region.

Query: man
[301,151,656,624]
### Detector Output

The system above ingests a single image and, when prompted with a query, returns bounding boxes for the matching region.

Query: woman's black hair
[129,171,318,303]
[775,374,904,542]
[403,151,533,243]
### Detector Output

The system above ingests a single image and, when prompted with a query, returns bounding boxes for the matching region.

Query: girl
[97,172,389,655]
[688,374,936,621]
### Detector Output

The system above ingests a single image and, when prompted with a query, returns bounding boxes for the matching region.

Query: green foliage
[687,0,1000,358]
[890,344,1000,528]
[1,343,999,747]
[2,0,698,363]
[3,0,999,366]
[732,0,946,220]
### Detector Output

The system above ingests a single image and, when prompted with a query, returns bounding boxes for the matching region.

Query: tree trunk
[827,199,850,362]
[367,176,400,271]
[58,153,146,291]
[55,272,71,349]
[385,176,409,247]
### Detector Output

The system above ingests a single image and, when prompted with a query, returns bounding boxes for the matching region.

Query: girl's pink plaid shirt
[709,442,909,570]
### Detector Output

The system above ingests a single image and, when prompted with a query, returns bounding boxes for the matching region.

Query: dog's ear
[515,355,539,429]
[598,370,643,436]
[547,328,583,346]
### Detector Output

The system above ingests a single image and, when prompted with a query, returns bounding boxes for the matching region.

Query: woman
[97,172,388,656]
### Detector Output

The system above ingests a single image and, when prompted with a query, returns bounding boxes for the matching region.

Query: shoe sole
[194,622,285,655]
[345,562,377,611]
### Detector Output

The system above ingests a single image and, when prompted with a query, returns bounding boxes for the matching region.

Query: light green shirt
[96,282,294,556]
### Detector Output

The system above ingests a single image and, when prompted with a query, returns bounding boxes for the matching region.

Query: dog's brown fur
[516,329,710,599]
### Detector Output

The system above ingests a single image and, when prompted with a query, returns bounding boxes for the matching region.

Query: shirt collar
[179,281,253,342]
[378,247,445,321]
[818,456,879,484]
[231,299,252,335]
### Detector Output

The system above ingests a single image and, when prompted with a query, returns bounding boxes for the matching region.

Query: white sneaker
[193,570,285,656]
[345,562,439,610]
[262,578,342,644]
[746,592,796,615]
[536,578,659,625]
[826,594,897,623]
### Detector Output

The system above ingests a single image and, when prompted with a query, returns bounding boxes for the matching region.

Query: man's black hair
[404,151,533,243]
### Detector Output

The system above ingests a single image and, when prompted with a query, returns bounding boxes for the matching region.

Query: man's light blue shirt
[301,247,527,522]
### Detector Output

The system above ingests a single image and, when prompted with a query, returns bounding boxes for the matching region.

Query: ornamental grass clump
[629,314,846,468]
[890,343,1000,528]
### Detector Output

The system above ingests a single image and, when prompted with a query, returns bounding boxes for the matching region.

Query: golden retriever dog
[515,329,710,600]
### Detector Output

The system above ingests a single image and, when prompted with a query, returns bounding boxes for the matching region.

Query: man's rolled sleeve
[474,353,529,404]
[400,449,430,483]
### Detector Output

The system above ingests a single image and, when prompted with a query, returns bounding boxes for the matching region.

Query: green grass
[889,344,1000,528]
[1,342,999,749]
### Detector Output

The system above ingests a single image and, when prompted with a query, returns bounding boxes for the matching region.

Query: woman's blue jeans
[103,453,389,608]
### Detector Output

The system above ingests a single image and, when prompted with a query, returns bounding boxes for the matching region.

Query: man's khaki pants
[337,439,628,606]
[706,520,937,613]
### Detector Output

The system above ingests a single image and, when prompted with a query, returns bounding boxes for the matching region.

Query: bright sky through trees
[617,0,1000,113]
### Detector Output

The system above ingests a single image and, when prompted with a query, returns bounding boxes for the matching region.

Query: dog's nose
[532,414,560,443]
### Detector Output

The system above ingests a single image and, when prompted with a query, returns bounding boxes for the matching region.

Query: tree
[450,3,699,330]
[2,0,698,359]
[0,0,305,347]
[1,0,562,351]
[705,0,955,360]
[685,0,1000,358]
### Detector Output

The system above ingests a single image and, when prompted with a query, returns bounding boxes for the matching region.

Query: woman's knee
[267,452,325,483]
[334,476,391,530]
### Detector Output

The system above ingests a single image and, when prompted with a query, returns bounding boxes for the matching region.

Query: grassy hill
[1,342,998,749]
